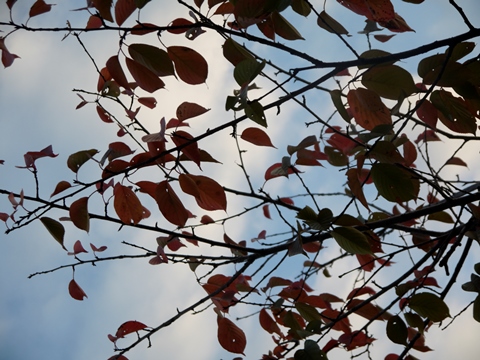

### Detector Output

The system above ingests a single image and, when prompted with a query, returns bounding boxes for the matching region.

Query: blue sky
[1,1,480,359]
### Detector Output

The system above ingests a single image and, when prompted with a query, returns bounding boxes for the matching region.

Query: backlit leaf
[171,130,201,167]
[67,149,99,173]
[241,127,275,147]
[50,180,72,197]
[217,316,247,355]
[430,90,477,134]
[114,183,144,225]
[68,279,88,301]
[259,308,282,336]
[155,181,188,227]
[115,0,136,26]
[115,320,147,338]
[129,44,175,77]
[408,292,450,322]
[176,102,210,121]
[223,38,255,66]
[347,168,369,210]
[330,226,372,255]
[69,197,90,232]
[371,163,419,202]
[291,0,311,16]
[445,157,467,167]
[347,88,392,130]
[29,0,53,18]
[125,57,165,93]
[474,295,480,323]
[271,11,304,40]
[427,211,454,223]
[245,100,267,127]
[106,55,131,91]
[92,0,113,22]
[317,11,348,35]
[179,174,227,211]
[362,65,417,100]
[234,59,265,86]
[416,99,438,129]
[386,315,408,345]
[40,217,66,250]
[168,46,208,85]
[330,89,351,122]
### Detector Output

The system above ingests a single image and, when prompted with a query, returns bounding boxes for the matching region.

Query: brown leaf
[179,174,227,211]
[68,279,88,301]
[29,0,53,18]
[113,183,144,224]
[115,0,136,26]
[241,127,276,147]
[176,102,210,121]
[168,46,208,85]
[347,88,392,130]
[155,181,188,227]
[217,316,246,355]
[125,57,165,93]
[69,197,90,232]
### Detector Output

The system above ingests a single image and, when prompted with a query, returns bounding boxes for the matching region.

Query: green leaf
[371,163,419,202]
[358,49,394,69]
[294,340,328,360]
[129,43,175,77]
[291,0,311,16]
[362,65,417,100]
[317,11,348,35]
[449,41,476,62]
[295,302,321,322]
[272,11,304,40]
[40,217,66,250]
[330,226,372,255]
[475,262,480,275]
[386,315,408,345]
[462,274,480,293]
[427,211,454,223]
[67,149,99,173]
[324,146,349,166]
[296,206,333,230]
[245,101,267,127]
[408,292,450,322]
[404,311,425,332]
[330,89,351,122]
[234,59,265,86]
[430,90,477,134]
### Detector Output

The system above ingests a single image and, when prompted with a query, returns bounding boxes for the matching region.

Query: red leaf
[171,130,201,167]
[155,181,189,227]
[0,38,20,68]
[415,130,441,144]
[241,127,276,147]
[115,0,136,26]
[347,88,392,130]
[374,34,396,42]
[68,279,87,301]
[176,102,210,121]
[50,180,72,197]
[416,99,437,129]
[92,0,113,22]
[262,204,271,219]
[69,197,90,232]
[179,174,227,211]
[167,18,194,34]
[97,67,112,92]
[125,57,165,93]
[90,243,107,252]
[68,240,88,256]
[138,97,157,109]
[106,56,131,92]
[86,15,103,29]
[115,320,147,338]
[200,215,215,224]
[114,183,144,224]
[131,23,158,35]
[217,316,247,355]
[264,162,301,181]
[29,0,53,18]
[107,356,128,360]
[259,308,283,337]
[168,46,208,85]
[0,213,10,222]
[7,0,17,10]
[21,145,58,169]
[445,157,468,167]
[108,142,135,161]
[347,286,376,299]
[338,330,375,350]
[96,106,114,123]
[338,0,395,22]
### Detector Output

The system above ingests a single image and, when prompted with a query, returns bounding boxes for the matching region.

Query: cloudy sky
[1,1,480,359]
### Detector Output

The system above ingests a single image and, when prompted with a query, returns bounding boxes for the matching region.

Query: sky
[1,1,480,359]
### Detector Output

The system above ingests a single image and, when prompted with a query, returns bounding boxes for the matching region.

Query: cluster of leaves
[1,0,480,359]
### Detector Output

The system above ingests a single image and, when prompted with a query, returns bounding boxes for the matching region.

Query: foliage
[1,0,480,359]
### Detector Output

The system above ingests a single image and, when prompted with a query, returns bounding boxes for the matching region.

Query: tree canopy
[1,1,480,359]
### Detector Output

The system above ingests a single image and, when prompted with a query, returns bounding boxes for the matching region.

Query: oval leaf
[179,174,227,211]
[330,226,372,255]
[168,46,208,85]
[241,127,275,147]
[408,292,450,322]
[67,149,99,173]
[155,181,188,227]
[40,217,66,250]
[114,183,144,225]
[129,43,175,77]
[347,88,392,130]
[371,163,419,202]
[68,279,88,301]
[176,101,210,121]
[217,316,246,355]
[125,57,165,93]
[386,315,408,345]
[69,197,90,232]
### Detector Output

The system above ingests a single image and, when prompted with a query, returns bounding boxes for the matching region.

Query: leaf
[408,292,450,322]
[245,100,267,127]
[114,183,144,225]
[125,57,165,93]
[430,90,477,134]
[474,295,480,323]
[241,127,275,147]
[92,0,113,22]
[338,0,395,22]
[155,181,189,227]
[50,180,72,197]
[179,174,227,211]
[294,339,328,360]
[40,217,66,250]
[330,226,372,255]
[68,240,88,256]
[330,89,351,122]
[259,308,282,337]
[234,59,265,86]
[68,279,88,301]
[271,11,304,40]
[21,145,58,169]
[168,46,208,85]
[106,55,131,92]
[416,99,438,129]
[29,0,53,18]
[115,320,147,338]
[129,44,175,77]
[138,97,157,109]
[445,157,468,167]
[347,88,392,130]
[427,211,454,223]
[176,102,210,121]
[0,37,20,68]
[69,197,90,232]
[167,18,194,34]
[386,315,408,345]
[217,316,247,355]
[115,0,136,26]
[362,65,417,100]
[67,149,99,173]
[347,168,369,210]
[317,11,349,35]
[171,130,201,167]
[371,163,419,202]
[222,38,255,66]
